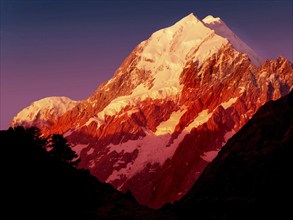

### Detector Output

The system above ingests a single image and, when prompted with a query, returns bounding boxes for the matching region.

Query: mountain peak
[202,15,222,24]
[202,14,263,66]
[10,11,293,209]
[177,12,201,24]
[11,96,77,129]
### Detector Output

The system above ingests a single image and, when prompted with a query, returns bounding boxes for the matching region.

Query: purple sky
[1,0,292,129]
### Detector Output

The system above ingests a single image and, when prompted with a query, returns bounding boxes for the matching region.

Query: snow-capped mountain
[11,13,293,208]
[11,97,77,131]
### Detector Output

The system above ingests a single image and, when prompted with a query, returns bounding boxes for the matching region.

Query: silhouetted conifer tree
[49,134,79,166]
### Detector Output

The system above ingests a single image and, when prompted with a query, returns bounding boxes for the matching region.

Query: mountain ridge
[11,13,293,208]
[171,90,293,219]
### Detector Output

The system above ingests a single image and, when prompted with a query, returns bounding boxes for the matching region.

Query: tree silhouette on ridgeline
[48,134,79,166]
[0,126,95,218]
[0,126,152,220]
[0,126,79,165]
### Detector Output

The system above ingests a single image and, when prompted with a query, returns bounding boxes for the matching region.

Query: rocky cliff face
[172,90,293,220]
[11,13,293,208]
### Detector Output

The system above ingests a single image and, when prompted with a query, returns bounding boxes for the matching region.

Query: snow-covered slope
[11,96,77,129]
[202,15,263,66]
[10,13,293,209]
[83,13,263,123]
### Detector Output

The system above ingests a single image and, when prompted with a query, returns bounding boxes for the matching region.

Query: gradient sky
[0,0,292,129]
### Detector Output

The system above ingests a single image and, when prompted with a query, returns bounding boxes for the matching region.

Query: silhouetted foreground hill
[0,126,154,220]
[165,90,293,219]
